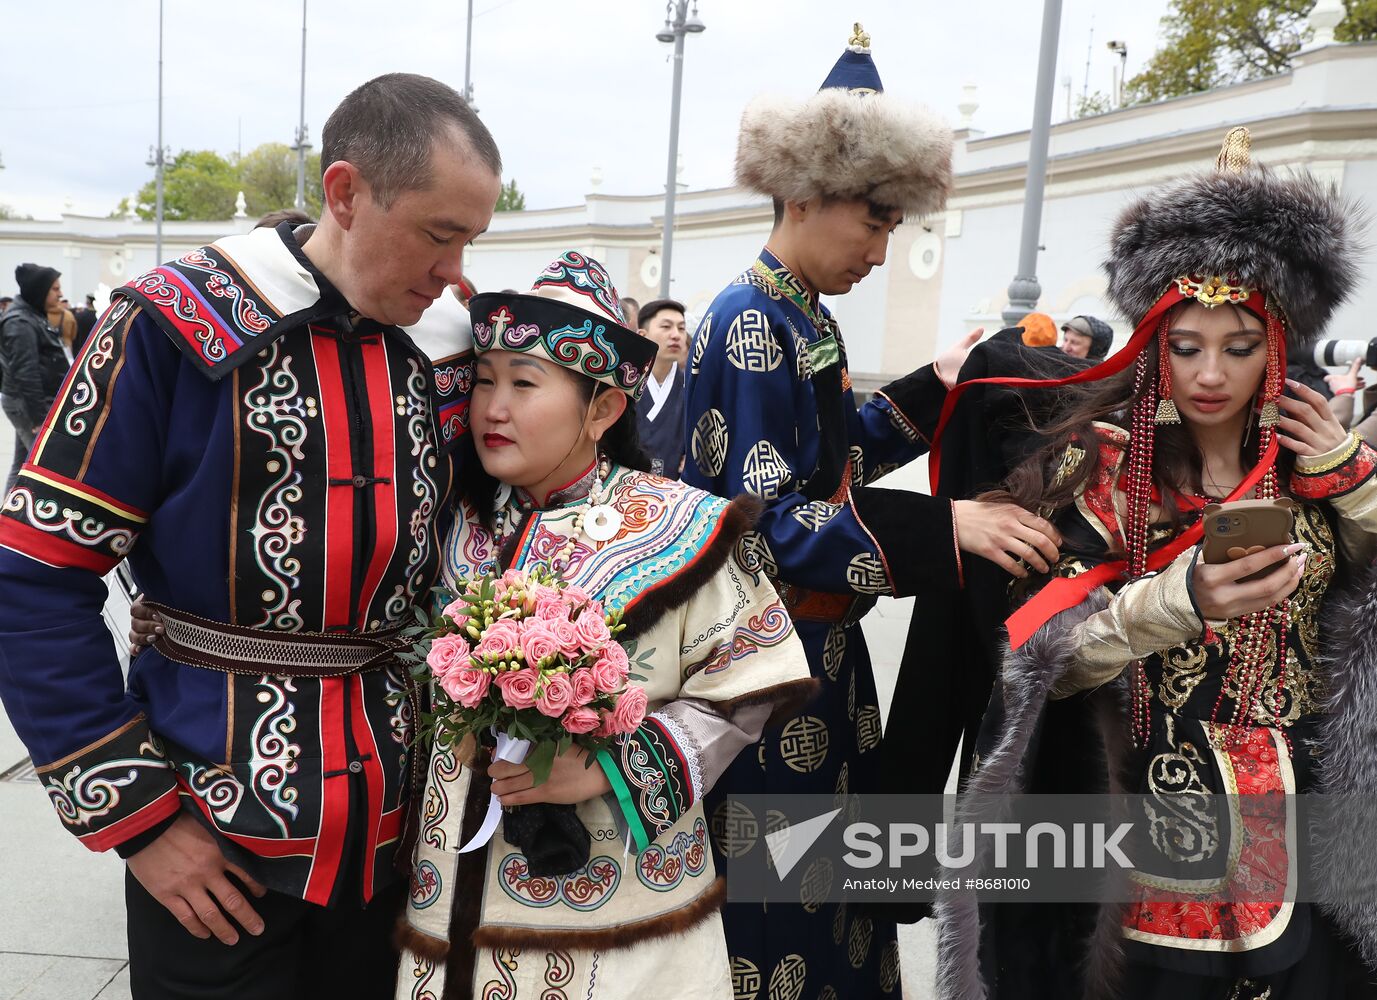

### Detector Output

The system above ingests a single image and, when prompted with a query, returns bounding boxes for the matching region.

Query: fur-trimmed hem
[716,676,822,729]
[395,916,450,961]
[470,875,726,951]
[618,495,764,640]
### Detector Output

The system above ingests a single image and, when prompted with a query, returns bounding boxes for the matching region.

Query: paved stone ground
[0,434,945,999]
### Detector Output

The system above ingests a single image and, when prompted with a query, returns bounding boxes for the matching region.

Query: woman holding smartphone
[936,128,1377,999]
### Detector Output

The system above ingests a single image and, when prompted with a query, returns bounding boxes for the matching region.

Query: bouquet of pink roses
[403,564,647,788]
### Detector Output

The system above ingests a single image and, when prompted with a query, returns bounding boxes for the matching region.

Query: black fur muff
[502,803,591,877]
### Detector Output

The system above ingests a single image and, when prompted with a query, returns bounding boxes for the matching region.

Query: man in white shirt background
[634,298,688,477]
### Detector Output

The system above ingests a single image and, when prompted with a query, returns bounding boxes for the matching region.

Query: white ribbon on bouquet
[457,730,531,855]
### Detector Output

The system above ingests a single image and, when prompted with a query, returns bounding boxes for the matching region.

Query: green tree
[115,142,323,222]
[1337,0,1377,40]
[1074,91,1113,118]
[495,178,526,212]
[127,149,239,221]
[1125,0,1377,105]
[238,142,322,219]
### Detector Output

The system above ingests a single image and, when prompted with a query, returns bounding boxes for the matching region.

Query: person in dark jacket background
[634,297,689,477]
[0,264,69,491]
[1058,313,1113,360]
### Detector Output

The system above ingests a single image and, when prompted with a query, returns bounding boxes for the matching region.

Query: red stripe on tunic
[76,786,182,853]
[18,465,149,519]
[348,673,386,899]
[177,778,317,857]
[303,678,351,904]
[354,339,399,624]
[310,333,357,630]
[0,521,122,573]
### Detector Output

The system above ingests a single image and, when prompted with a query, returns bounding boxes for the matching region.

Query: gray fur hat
[734,28,953,219]
[1104,127,1366,345]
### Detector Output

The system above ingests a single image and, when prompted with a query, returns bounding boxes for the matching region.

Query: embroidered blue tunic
[0,224,473,906]
[682,247,961,998]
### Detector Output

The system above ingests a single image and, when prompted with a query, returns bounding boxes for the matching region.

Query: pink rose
[501,569,527,588]
[426,633,472,680]
[474,619,521,660]
[520,621,563,666]
[494,667,540,710]
[534,597,570,621]
[569,668,597,707]
[603,641,629,671]
[589,654,627,694]
[574,609,611,652]
[562,705,602,734]
[611,686,648,735]
[441,598,471,623]
[593,709,618,738]
[562,584,594,608]
[530,583,562,605]
[536,672,574,718]
[439,666,491,708]
[550,617,582,657]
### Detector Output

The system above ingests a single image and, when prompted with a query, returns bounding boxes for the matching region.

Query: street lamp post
[463,0,477,108]
[152,0,166,262]
[655,1,704,299]
[293,0,310,211]
[1002,0,1063,326]
[1106,40,1128,108]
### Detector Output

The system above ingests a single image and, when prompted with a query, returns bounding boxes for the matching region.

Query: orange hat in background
[1017,312,1057,347]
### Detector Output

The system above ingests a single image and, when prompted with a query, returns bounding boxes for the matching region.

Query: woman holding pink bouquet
[395,252,815,999]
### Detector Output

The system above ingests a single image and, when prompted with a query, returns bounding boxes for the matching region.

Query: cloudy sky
[1,0,1172,219]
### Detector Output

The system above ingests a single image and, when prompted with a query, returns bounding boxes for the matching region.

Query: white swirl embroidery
[244,340,311,631]
[247,675,301,835]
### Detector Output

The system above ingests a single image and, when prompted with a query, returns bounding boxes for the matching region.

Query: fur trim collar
[936,591,1131,1000]
[618,493,764,639]
[1314,562,1377,970]
[735,90,952,218]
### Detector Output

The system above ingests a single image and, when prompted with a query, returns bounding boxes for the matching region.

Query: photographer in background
[1323,357,1366,428]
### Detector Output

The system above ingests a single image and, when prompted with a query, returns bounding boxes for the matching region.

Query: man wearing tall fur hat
[682,25,1064,999]
[933,129,1376,999]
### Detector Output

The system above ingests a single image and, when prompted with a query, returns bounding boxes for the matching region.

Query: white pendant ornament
[582,504,622,542]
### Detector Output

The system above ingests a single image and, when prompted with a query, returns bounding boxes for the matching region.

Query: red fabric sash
[924,283,1277,648]
[927,289,1185,495]
[1003,435,1278,649]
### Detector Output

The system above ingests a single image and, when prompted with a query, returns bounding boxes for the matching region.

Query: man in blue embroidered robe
[683,29,1063,999]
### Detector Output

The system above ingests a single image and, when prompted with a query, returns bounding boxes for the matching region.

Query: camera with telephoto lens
[1314,339,1377,370]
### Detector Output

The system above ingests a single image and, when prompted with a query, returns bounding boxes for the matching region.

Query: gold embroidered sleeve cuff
[1292,433,1376,499]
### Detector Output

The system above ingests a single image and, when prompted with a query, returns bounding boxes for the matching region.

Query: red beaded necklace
[1125,298,1292,752]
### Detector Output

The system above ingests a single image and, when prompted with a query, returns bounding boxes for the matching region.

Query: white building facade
[1,40,1373,381]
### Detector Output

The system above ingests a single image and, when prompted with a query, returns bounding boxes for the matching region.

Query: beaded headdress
[1108,126,1362,577]
[469,252,658,400]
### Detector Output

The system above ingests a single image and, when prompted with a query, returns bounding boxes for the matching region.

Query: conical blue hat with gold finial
[818,23,883,93]
[735,23,951,218]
